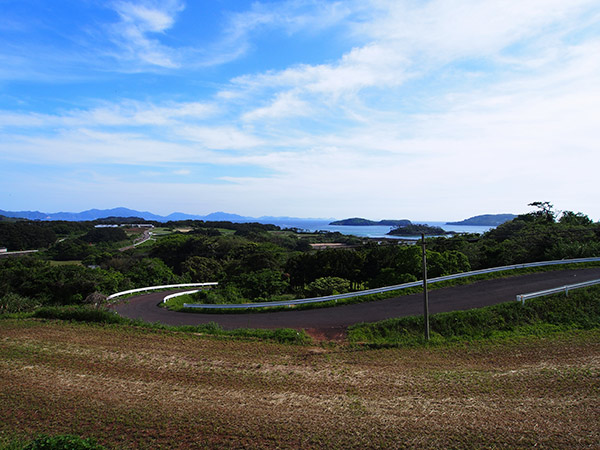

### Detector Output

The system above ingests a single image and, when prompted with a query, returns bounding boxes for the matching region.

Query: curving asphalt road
[110,267,600,339]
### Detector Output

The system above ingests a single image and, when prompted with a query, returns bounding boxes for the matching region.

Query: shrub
[0,293,39,314]
[21,434,105,450]
[33,306,124,324]
[305,277,351,297]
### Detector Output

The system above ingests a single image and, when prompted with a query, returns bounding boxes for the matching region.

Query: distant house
[94,223,154,228]
[0,247,7,253]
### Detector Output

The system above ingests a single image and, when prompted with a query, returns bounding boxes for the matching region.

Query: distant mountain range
[0,207,334,224]
[0,208,517,227]
[446,214,516,226]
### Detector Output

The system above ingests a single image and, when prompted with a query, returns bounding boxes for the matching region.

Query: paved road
[119,229,153,252]
[111,267,600,338]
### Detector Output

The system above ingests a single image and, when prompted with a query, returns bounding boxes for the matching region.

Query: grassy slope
[1,319,599,449]
[348,285,600,346]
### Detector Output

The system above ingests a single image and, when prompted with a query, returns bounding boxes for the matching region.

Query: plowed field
[1,320,599,449]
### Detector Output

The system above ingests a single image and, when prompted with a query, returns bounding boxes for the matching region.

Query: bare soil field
[1,319,599,449]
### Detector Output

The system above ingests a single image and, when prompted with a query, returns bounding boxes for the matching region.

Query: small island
[330,217,411,226]
[446,214,516,226]
[387,223,452,236]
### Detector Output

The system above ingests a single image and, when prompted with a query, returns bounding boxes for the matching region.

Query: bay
[265,219,494,239]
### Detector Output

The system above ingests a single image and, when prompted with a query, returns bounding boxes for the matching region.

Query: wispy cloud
[108,0,185,68]
[0,100,216,129]
[195,0,355,67]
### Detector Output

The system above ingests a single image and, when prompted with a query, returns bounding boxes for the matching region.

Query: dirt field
[1,319,599,449]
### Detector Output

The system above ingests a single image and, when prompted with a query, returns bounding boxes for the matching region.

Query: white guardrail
[107,283,218,301]
[516,279,600,303]
[180,257,600,309]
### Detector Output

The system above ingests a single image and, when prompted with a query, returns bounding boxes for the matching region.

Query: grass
[149,227,174,236]
[348,285,600,347]
[25,306,309,345]
[48,260,83,266]
[3,434,106,450]
[1,319,599,449]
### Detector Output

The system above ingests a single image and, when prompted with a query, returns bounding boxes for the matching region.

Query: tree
[528,201,555,222]
[181,256,222,282]
[559,211,593,226]
[83,227,128,243]
[0,222,56,250]
[230,269,289,300]
[125,258,178,287]
[305,277,351,297]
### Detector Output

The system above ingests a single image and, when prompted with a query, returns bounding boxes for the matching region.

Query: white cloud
[177,126,264,150]
[242,91,312,121]
[82,100,217,126]
[358,0,598,59]
[231,42,409,99]
[3,128,205,165]
[0,100,216,130]
[108,0,185,68]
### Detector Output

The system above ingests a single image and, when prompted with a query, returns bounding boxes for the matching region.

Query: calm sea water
[265,219,493,239]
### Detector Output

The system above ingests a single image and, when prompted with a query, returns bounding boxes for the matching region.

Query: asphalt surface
[111,267,600,338]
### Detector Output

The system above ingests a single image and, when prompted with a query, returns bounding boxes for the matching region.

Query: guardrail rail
[107,282,218,301]
[181,257,600,309]
[516,279,600,303]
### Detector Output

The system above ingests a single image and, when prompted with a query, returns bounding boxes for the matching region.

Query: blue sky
[1,0,599,220]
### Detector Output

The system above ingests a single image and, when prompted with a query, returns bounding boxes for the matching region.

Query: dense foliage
[427,203,600,268]
[387,223,450,236]
[0,202,598,310]
[0,222,56,251]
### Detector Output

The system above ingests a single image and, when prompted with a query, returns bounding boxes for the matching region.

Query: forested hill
[330,218,411,226]
[387,223,451,236]
[446,214,516,226]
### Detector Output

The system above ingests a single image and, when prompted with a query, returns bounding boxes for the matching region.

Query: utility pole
[421,233,430,341]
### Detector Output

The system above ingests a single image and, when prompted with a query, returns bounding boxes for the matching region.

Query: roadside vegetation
[0,306,309,345]
[349,285,600,346]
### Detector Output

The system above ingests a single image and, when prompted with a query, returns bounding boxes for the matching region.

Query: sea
[264,219,494,240]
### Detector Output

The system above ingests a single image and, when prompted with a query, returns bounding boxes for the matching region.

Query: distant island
[387,223,452,237]
[446,214,516,226]
[329,218,411,226]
